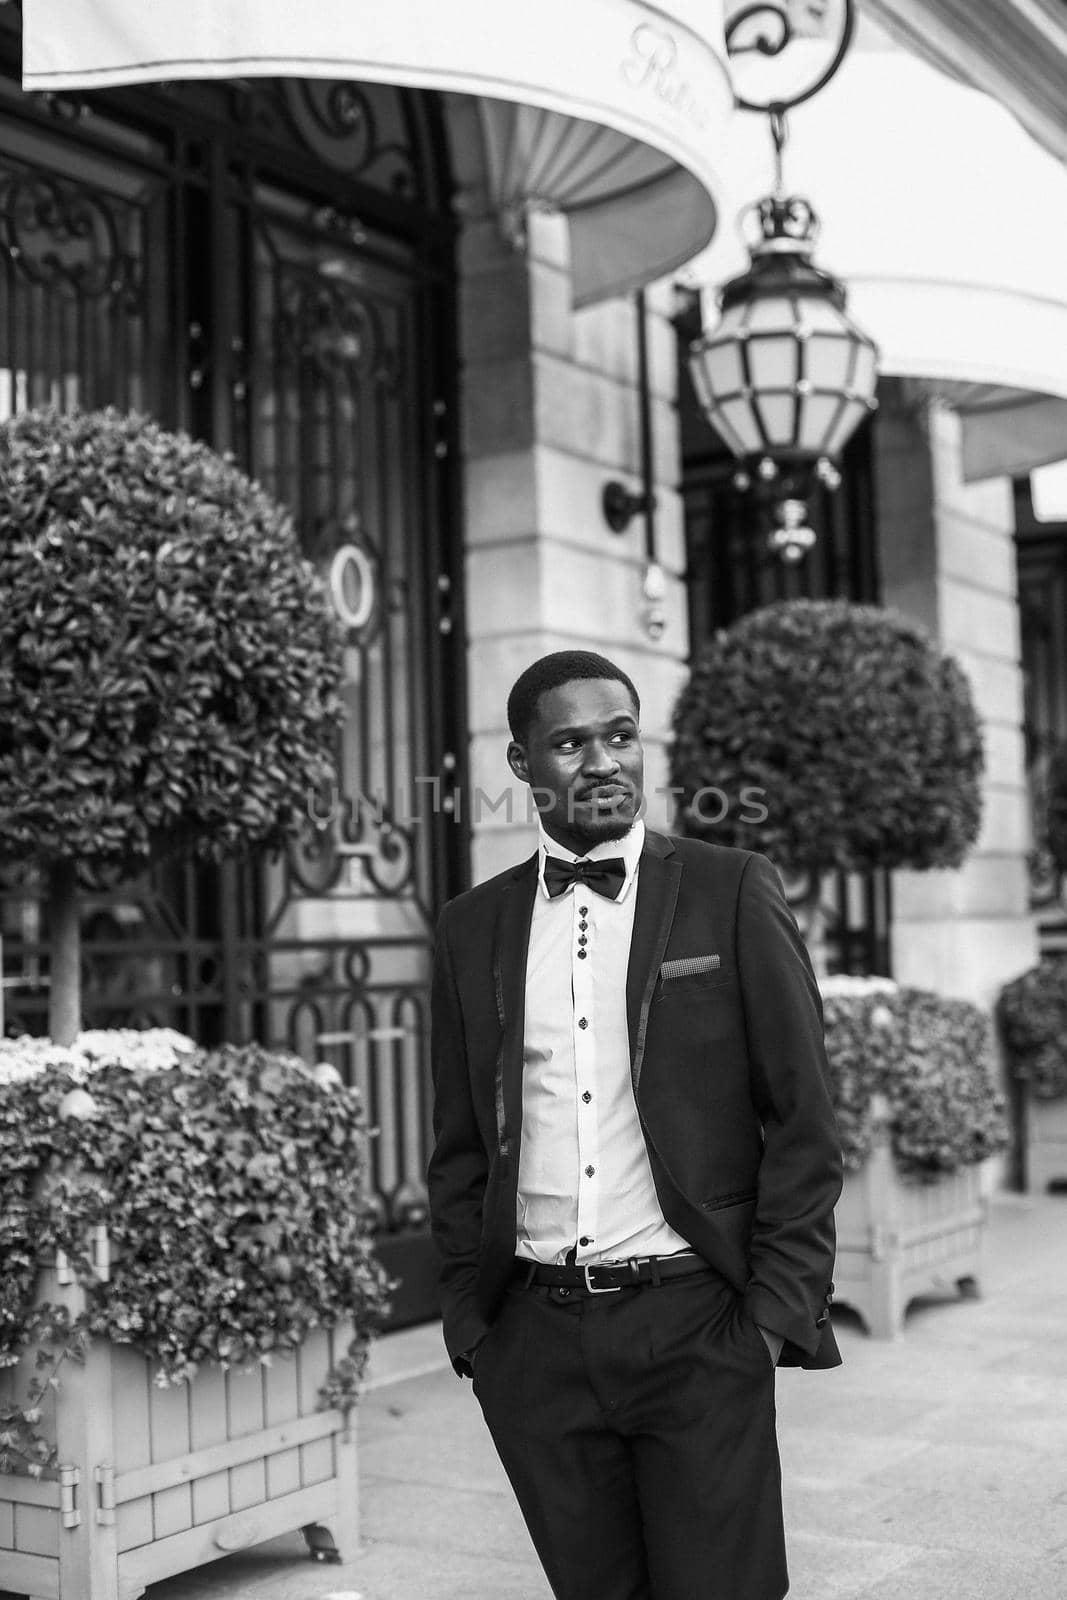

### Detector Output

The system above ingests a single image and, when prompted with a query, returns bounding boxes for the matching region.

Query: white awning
[685,18,1067,481]
[21,0,735,307]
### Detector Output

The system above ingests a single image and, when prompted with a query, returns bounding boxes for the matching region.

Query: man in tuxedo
[428,649,842,1600]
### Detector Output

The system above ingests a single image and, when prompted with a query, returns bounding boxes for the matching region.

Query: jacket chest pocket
[653,967,735,1003]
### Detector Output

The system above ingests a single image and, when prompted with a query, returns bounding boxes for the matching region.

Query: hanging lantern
[694,0,877,562]
[688,191,878,559]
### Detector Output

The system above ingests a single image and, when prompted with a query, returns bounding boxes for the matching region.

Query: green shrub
[821,977,1009,1179]
[670,599,984,874]
[0,1037,390,1476]
[0,407,342,871]
[996,959,1067,1101]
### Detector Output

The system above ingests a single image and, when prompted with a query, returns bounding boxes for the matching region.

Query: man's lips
[575,785,632,805]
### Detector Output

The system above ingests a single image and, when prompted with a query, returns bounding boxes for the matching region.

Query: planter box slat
[832,1102,988,1338]
[112,1409,341,1504]
[1,1545,59,1598]
[225,1366,267,1515]
[891,1202,985,1250]
[118,1477,354,1592]
[112,1342,154,1554]
[1027,1095,1067,1191]
[14,1498,63,1558]
[188,1361,230,1530]
[0,1476,63,1510]
[148,1378,194,1541]
[264,1340,303,1502]
[2,1321,360,1597]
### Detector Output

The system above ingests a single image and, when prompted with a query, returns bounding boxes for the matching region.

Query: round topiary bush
[670,599,984,876]
[0,406,343,1041]
[996,958,1067,1101]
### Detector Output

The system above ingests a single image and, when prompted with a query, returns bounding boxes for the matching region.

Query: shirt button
[579,905,589,915]
[578,1018,589,1030]
[582,1090,592,1103]
[585,1164,595,1177]
[577,950,587,960]
[578,935,588,946]
[579,1236,592,1246]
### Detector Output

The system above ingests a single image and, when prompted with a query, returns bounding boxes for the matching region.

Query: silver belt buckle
[583,1263,623,1294]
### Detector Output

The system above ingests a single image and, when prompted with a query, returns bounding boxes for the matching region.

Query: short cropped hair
[507,650,640,744]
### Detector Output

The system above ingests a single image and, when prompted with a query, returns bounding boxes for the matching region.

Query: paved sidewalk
[146,1191,1067,1600]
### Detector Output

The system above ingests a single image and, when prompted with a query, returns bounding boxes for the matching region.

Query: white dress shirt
[515,818,691,1265]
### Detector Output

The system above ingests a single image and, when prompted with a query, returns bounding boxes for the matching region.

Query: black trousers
[472,1269,787,1600]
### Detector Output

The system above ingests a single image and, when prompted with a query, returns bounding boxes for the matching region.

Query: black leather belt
[512,1253,711,1295]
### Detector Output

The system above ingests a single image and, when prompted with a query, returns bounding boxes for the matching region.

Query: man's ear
[506,741,529,783]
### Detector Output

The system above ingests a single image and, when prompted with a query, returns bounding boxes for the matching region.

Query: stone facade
[447,95,690,884]
[875,380,1038,1008]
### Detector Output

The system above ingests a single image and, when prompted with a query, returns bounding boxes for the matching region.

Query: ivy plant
[996,959,1067,1102]
[820,977,1009,1177]
[0,406,343,1043]
[0,1037,391,1476]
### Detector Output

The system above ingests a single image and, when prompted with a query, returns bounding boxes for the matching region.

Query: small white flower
[819,975,899,999]
[58,1087,99,1121]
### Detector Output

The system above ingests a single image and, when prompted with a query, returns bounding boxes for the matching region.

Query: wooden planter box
[832,1098,988,1338]
[1025,1091,1067,1193]
[0,1249,358,1600]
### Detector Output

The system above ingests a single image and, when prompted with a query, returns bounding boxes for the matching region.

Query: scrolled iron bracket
[725,0,855,114]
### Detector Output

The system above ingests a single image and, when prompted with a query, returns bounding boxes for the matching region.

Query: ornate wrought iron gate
[0,29,463,1324]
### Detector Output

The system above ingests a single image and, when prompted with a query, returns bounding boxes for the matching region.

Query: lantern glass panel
[747,295,795,333]
[806,331,854,394]
[797,392,842,454]
[748,334,798,394]
[756,393,797,448]
[800,299,844,335]
[850,340,879,400]
[703,338,746,397]
[719,396,763,453]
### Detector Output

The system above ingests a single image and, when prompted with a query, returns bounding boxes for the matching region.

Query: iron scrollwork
[0,170,143,310]
[725,0,854,113]
[282,80,417,194]
[295,788,415,900]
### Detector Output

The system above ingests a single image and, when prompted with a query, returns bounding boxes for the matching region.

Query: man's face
[507,677,644,855]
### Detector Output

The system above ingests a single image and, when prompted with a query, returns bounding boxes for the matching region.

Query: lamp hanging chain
[769,107,788,197]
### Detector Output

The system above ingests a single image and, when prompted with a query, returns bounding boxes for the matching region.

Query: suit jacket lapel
[491,854,537,1161]
[626,832,681,1092]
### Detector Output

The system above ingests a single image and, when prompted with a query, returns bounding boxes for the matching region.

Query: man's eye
[611,732,634,745]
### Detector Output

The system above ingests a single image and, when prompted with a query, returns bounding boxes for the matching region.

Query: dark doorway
[0,30,464,1325]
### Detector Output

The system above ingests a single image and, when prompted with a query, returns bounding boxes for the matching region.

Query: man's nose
[583,740,620,775]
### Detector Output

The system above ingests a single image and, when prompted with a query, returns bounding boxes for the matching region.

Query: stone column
[875,381,1037,1007]
[455,190,690,884]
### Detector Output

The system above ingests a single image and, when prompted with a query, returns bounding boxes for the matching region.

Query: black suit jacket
[428,831,843,1372]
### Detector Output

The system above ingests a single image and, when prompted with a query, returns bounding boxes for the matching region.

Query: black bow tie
[543,855,626,901]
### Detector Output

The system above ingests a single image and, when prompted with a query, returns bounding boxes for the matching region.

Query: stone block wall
[876,381,1037,1008]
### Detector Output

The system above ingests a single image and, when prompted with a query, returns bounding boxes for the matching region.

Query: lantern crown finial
[750,193,819,254]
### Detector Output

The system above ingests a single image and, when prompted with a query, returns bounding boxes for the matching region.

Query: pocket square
[660,954,721,979]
